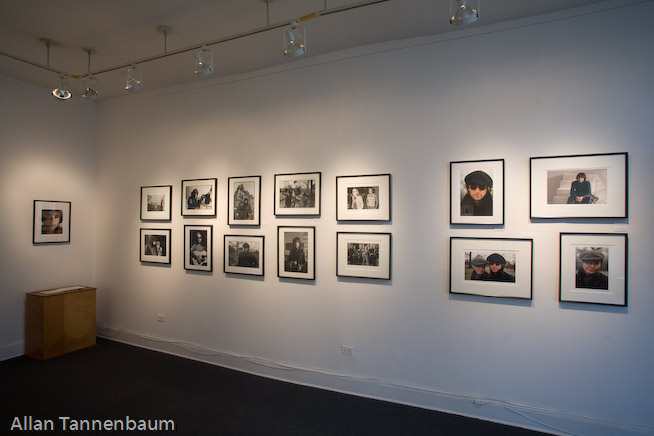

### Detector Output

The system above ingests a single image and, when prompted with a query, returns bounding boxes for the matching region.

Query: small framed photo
[450,237,533,299]
[274,172,321,216]
[450,159,504,225]
[181,178,217,216]
[336,174,391,221]
[337,232,391,280]
[184,225,213,272]
[530,152,628,218]
[228,176,261,226]
[277,226,315,280]
[33,200,71,244]
[224,235,264,276]
[141,185,173,221]
[559,233,627,306]
[140,228,171,264]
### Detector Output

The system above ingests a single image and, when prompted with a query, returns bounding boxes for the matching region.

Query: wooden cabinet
[25,286,96,360]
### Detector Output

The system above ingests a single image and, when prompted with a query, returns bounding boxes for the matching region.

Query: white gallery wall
[1,1,653,435]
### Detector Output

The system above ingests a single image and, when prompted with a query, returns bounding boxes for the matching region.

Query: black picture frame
[184,225,213,272]
[336,174,391,221]
[181,178,217,217]
[228,175,261,226]
[33,200,71,244]
[140,228,171,264]
[277,226,315,280]
[450,159,504,225]
[336,232,391,280]
[224,234,265,276]
[273,172,321,217]
[140,185,173,221]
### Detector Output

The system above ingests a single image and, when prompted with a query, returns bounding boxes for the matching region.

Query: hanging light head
[81,48,100,100]
[123,64,142,92]
[284,20,306,59]
[450,0,479,26]
[52,74,72,101]
[194,45,214,76]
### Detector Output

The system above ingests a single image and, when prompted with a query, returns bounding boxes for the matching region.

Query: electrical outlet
[341,345,354,356]
[157,314,166,322]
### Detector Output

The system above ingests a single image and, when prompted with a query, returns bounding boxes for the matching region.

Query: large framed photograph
[228,176,261,226]
[450,237,533,299]
[181,178,217,217]
[277,226,315,280]
[530,152,628,218]
[224,235,264,276]
[337,232,391,280]
[336,174,391,221]
[559,233,627,306]
[274,172,321,216]
[33,200,71,244]
[184,225,213,272]
[140,228,171,264]
[450,159,504,225]
[140,185,172,221]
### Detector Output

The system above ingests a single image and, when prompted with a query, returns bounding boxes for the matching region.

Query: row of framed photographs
[140,227,392,280]
[141,173,391,223]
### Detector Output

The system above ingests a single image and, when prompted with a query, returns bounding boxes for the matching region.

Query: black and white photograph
[450,237,532,299]
[450,159,504,225]
[530,153,627,218]
[184,225,212,272]
[228,176,261,226]
[336,174,391,221]
[140,228,171,264]
[181,178,217,216]
[560,233,627,306]
[274,172,321,216]
[140,185,172,220]
[224,235,264,276]
[33,200,71,244]
[277,226,315,280]
[337,232,391,280]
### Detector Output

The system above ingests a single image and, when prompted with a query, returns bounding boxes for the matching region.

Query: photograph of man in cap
[486,253,515,282]
[470,255,490,280]
[575,248,608,290]
[461,170,493,216]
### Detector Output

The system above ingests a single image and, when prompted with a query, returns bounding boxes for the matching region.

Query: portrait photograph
[140,185,172,221]
[33,200,71,244]
[559,233,627,306]
[450,237,532,299]
[224,235,264,276]
[228,176,261,226]
[450,159,504,225]
[336,232,391,280]
[530,152,627,218]
[184,225,212,272]
[336,174,391,221]
[181,178,217,216]
[277,226,315,280]
[274,172,321,216]
[140,228,171,264]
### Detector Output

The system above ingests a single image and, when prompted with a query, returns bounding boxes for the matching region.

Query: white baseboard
[0,341,24,361]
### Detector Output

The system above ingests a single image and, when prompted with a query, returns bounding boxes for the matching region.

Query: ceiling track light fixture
[40,38,72,101]
[450,0,479,26]
[284,20,306,59]
[194,45,214,76]
[81,48,100,100]
[123,64,142,92]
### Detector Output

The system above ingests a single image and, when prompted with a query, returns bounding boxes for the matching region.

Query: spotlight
[284,21,306,59]
[450,0,479,26]
[194,46,214,76]
[82,48,99,100]
[123,65,142,92]
[52,75,72,101]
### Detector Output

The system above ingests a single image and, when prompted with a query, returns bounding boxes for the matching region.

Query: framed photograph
[559,233,627,306]
[140,228,171,264]
[33,200,71,244]
[274,172,321,216]
[184,225,213,272]
[140,185,172,221]
[530,152,628,218]
[277,226,315,280]
[181,178,217,216]
[228,176,261,226]
[224,235,264,276]
[450,237,533,299]
[337,232,391,280]
[336,174,391,221]
[450,159,504,225]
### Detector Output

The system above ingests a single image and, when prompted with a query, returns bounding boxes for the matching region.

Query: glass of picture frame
[449,237,533,299]
[33,200,71,244]
[184,225,213,272]
[224,235,265,276]
[140,228,171,264]
[336,174,391,221]
[336,232,391,280]
[559,233,627,306]
[141,185,172,221]
[277,226,315,280]
[181,178,217,217]
[530,152,628,219]
[228,176,261,226]
[450,159,504,225]
[274,172,321,216]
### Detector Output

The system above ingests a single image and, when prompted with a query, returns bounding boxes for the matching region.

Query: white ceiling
[0,0,610,102]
